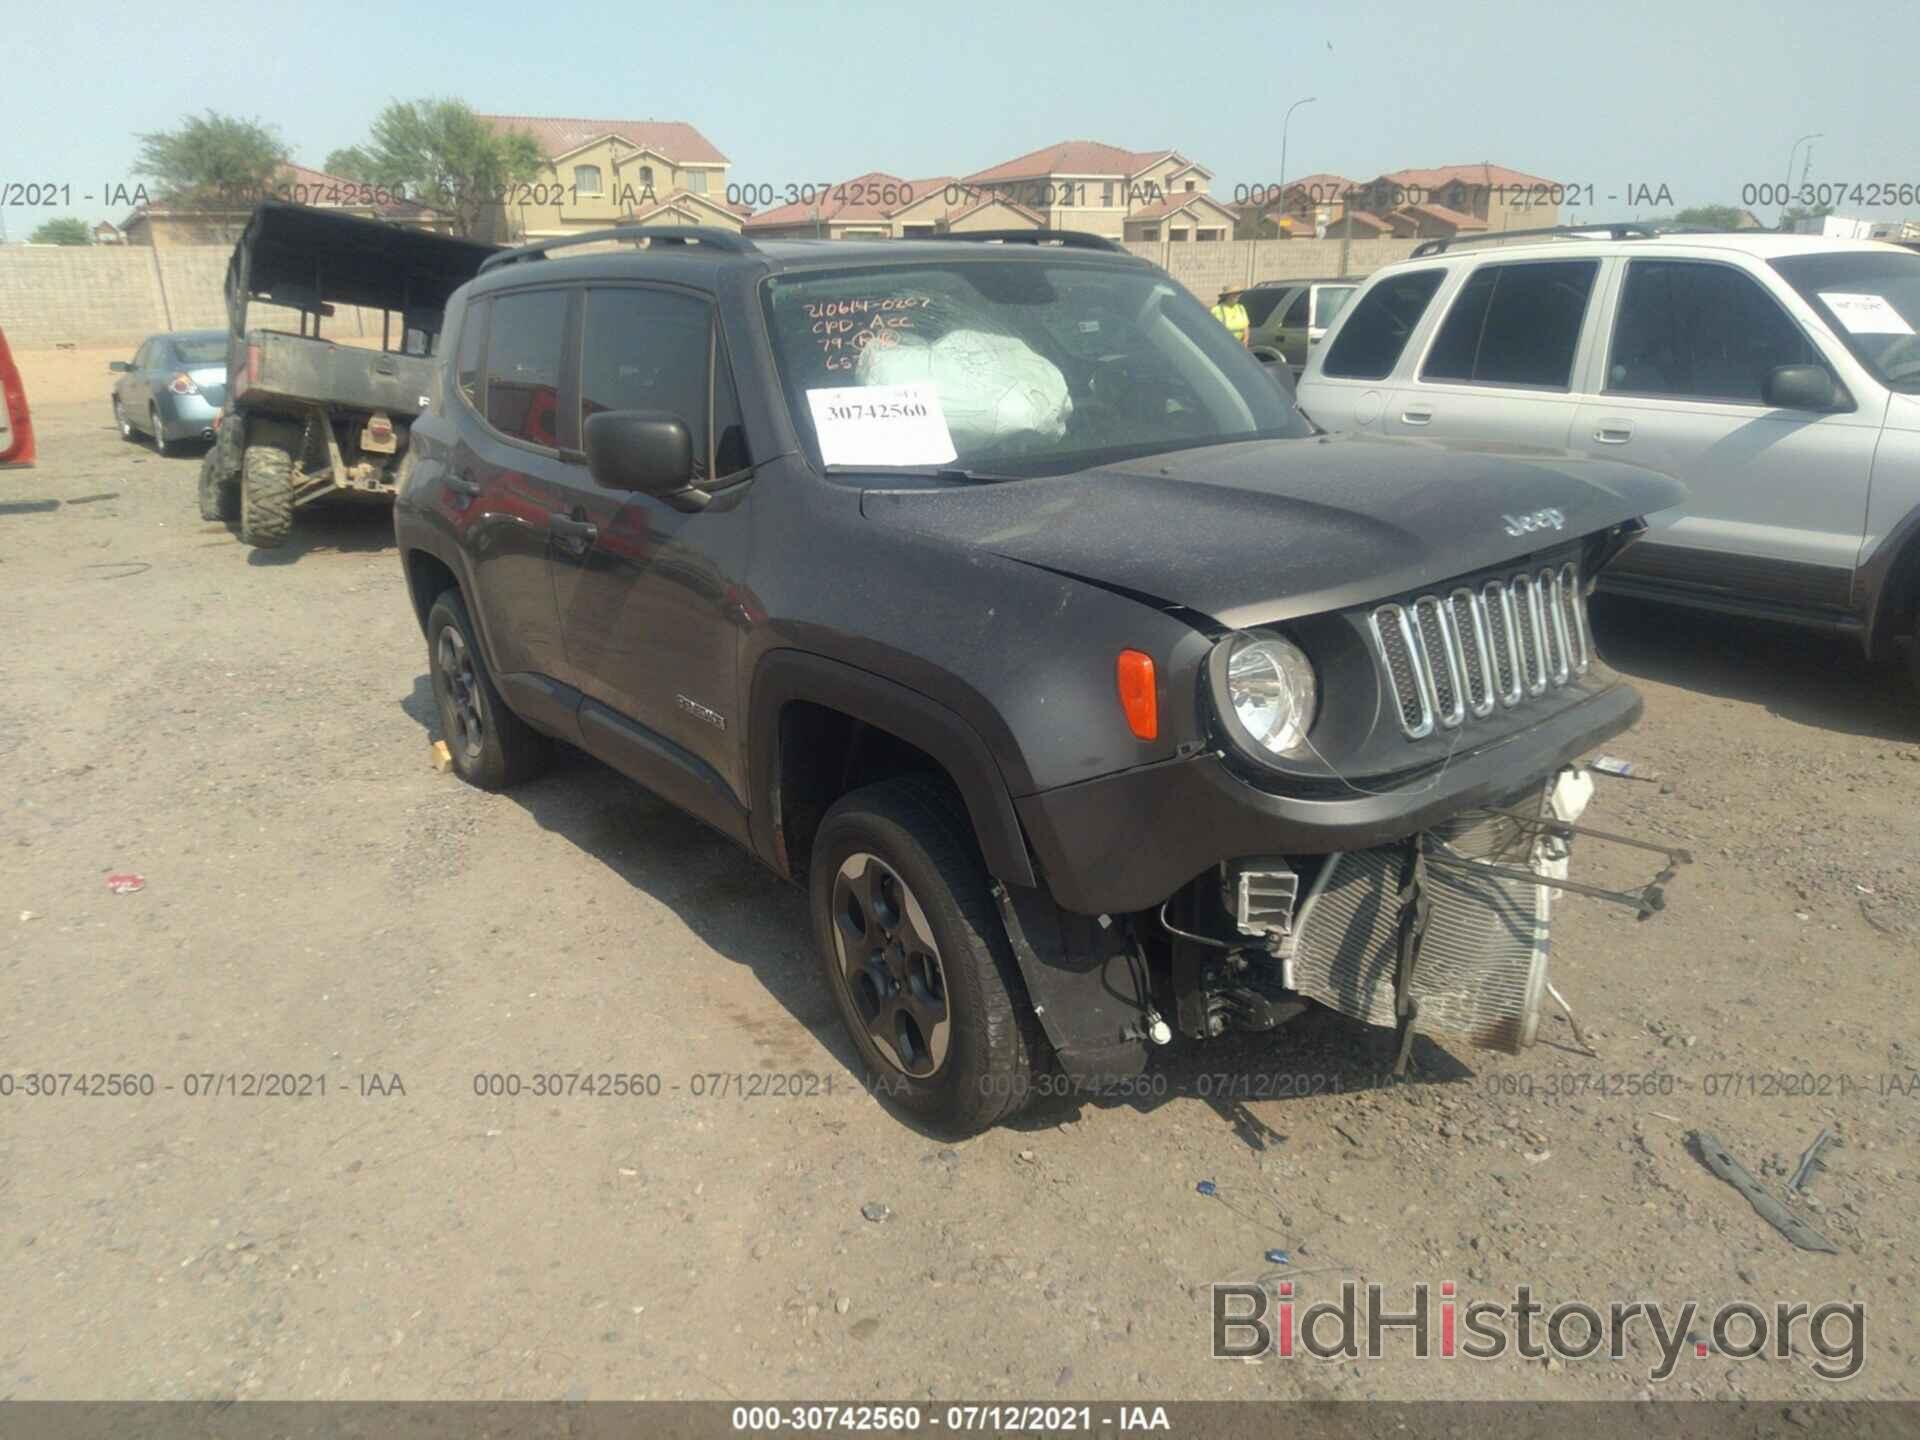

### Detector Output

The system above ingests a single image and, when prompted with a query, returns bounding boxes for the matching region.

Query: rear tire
[810,775,1047,1135]
[238,434,294,548]
[198,449,237,522]
[150,407,172,457]
[426,587,551,790]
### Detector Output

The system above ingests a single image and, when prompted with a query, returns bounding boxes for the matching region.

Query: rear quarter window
[1320,269,1445,380]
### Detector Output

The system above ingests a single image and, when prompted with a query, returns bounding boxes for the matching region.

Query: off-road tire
[426,587,551,790]
[198,449,237,522]
[238,434,294,548]
[810,775,1048,1135]
[149,407,172,457]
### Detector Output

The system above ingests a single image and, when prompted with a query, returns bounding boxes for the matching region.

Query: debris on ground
[860,1202,892,1223]
[1264,1249,1291,1265]
[104,873,145,895]
[1787,1126,1840,1198]
[430,740,453,773]
[1195,1179,1216,1197]
[1692,1130,1840,1254]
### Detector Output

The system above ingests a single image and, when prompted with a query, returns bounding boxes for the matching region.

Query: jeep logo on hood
[1503,507,1566,538]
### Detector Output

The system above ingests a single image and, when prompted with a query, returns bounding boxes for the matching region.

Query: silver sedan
[109,330,229,456]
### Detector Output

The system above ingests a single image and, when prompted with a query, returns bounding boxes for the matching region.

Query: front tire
[810,776,1047,1134]
[238,435,294,548]
[114,398,136,442]
[426,588,550,790]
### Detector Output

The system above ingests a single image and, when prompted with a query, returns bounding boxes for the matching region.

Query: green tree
[326,100,542,238]
[30,216,93,245]
[134,111,289,202]
[1672,204,1749,230]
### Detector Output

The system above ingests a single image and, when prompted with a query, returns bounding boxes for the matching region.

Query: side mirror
[1763,364,1840,411]
[109,360,132,372]
[584,410,707,511]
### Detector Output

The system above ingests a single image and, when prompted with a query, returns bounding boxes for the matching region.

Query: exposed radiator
[1289,806,1550,1053]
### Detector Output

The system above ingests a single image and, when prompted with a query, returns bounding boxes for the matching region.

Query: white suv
[1296,226,1920,687]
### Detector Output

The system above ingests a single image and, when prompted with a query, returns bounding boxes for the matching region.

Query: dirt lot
[3,378,1917,1404]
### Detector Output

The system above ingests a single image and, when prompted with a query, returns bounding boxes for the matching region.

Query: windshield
[1771,250,1920,390]
[170,334,228,365]
[762,258,1311,476]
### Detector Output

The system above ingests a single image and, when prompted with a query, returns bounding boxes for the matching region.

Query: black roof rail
[479,224,758,273]
[915,229,1132,254]
[1408,221,1712,258]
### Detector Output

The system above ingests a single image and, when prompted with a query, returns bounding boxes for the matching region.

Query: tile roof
[476,115,729,165]
[964,140,1177,183]
[1127,191,1239,222]
[1400,202,1488,230]
[743,173,950,229]
[1373,163,1558,191]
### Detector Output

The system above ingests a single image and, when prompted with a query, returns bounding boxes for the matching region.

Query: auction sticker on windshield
[806,383,958,467]
[1818,291,1915,335]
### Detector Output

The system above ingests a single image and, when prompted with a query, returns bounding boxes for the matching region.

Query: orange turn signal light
[1116,649,1158,741]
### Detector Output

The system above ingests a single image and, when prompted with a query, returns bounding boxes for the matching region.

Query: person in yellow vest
[1210,287,1250,346]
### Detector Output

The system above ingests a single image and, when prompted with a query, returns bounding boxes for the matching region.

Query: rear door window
[483,289,570,449]
[1240,290,1288,328]
[1319,269,1445,379]
[1420,260,1598,389]
[1282,290,1311,327]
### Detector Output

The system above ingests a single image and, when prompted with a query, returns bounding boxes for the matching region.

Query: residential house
[1234,173,1355,238]
[1345,164,1562,237]
[741,173,1044,239]
[1121,191,1240,243]
[90,221,125,244]
[474,115,743,242]
[959,141,1221,240]
[120,162,454,247]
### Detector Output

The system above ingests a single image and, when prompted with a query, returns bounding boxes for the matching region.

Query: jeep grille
[1366,563,1590,740]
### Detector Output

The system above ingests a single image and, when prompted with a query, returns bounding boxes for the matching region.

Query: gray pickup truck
[200,203,498,547]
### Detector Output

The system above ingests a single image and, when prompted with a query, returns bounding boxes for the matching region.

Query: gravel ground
[2,397,1916,1403]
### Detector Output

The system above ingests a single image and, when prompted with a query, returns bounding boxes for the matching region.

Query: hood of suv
[858,432,1686,629]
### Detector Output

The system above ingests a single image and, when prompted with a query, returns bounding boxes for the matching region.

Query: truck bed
[232,330,434,416]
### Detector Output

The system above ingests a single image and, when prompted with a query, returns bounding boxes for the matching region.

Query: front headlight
[1225,634,1318,757]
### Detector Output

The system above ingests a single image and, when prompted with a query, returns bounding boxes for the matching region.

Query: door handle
[1592,421,1634,445]
[447,471,482,496]
[550,513,599,545]
[1401,407,1433,425]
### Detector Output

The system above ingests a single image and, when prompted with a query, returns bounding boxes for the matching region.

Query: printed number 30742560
[827,402,929,422]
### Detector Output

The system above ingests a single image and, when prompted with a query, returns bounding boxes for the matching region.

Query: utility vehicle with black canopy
[201,202,499,546]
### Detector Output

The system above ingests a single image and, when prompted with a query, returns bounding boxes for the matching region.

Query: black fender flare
[1859,502,1920,658]
[747,649,1035,889]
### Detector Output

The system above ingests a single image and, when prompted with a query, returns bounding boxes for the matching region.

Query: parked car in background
[0,322,33,468]
[1297,226,1920,694]
[110,329,228,456]
[1245,277,1357,372]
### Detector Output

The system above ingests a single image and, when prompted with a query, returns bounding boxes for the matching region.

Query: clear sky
[3,0,1915,237]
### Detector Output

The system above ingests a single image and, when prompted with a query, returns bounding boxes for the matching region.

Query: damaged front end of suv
[968,469,1692,1091]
